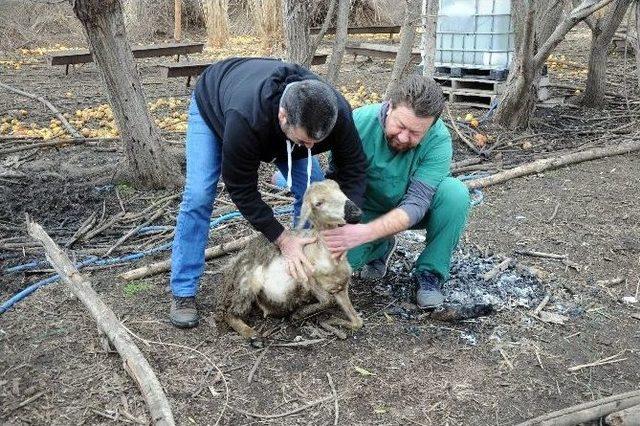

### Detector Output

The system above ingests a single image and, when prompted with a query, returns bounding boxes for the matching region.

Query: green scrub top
[352,103,453,215]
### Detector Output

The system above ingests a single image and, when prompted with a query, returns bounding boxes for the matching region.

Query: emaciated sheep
[215,179,364,343]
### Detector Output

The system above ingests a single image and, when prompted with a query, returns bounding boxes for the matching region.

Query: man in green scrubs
[322,74,470,308]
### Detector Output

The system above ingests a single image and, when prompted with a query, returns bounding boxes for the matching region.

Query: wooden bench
[161,54,329,86]
[345,42,421,61]
[310,25,401,38]
[49,42,205,74]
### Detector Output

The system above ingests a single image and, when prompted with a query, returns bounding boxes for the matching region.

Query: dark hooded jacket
[194,57,367,242]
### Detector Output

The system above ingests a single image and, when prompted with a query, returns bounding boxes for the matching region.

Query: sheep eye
[314,200,324,207]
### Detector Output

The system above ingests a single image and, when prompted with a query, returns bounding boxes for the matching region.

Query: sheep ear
[296,199,312,230]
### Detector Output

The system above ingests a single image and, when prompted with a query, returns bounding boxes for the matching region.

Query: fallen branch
[119,234,254,281]
[445,105,482,155]
[516,250,567,260]
[0,137,119,156]
[605,404,640,425]
[466,139,640,190]
[326,373,339,426]
[0,82,82,138]
[231,394,335,420]
[26,218,175,425]
[568,351,627,372]
[516,389,640,426]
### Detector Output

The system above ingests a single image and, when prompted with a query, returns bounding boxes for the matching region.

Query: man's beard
[386,134,411,152]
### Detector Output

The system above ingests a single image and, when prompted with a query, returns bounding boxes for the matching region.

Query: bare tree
[70,0,183,189]
[385,0,420,97]
[419,0,439,77]
[326,0,350,83]
[494,0,616,129]
[634,0,640,91]
[581,0,634,106]
[203,0,230,48]
[283,0,311,64]
[251,0,283,51]
[283,0,339,67]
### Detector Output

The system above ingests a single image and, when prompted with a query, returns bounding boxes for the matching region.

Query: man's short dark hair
[387,74,445,120]
[280,80,338,141]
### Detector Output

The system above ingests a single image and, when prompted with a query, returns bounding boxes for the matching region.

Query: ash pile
[371,231,548,316]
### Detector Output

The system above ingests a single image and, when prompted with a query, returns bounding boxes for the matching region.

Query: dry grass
[203,0,231,48]
[248,0,283,48]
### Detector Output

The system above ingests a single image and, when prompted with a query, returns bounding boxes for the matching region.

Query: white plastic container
[436,0,513,71]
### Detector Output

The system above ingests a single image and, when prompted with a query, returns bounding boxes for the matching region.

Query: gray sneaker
[170,296,199,328]
[415,271,445,308]
[360,236,397,280]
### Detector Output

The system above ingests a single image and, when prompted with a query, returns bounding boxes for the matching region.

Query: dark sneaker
[415,271,445,308]
[360,236,397,280]
[170,296,199,328]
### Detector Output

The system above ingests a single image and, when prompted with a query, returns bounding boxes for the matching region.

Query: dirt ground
[1,26,640,425]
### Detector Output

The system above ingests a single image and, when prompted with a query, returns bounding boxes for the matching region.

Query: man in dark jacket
[170,57,367,328]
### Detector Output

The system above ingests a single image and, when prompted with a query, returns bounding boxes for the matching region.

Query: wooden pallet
[435,65,508,81]
[434,75,503,108]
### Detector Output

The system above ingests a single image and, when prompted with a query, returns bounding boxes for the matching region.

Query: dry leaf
[353,366,376,376]
[538,311,568,324]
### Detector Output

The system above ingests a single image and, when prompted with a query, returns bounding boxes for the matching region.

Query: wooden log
[605,404,640,425]
[516,390,640,426]
[26,218,175,425]
[466,139,640,190]
[119,234,254,281]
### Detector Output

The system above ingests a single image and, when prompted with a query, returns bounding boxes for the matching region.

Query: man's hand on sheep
[322,224,372,259]
[276,231,316,281]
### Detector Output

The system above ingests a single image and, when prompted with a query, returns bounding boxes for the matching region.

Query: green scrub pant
[347,177,471,281]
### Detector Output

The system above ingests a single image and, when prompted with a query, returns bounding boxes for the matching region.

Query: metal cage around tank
[435,0,514,72]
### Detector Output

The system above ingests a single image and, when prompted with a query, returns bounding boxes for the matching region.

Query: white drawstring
[286,139,293,189]
[285,141,312,191]
[306,147,312,189]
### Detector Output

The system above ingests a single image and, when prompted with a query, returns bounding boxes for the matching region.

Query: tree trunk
[494,0,615,129]
[326,0,350,83]
[636,1,640,92]
[283,0,312,65]
[174,0,182,41]
[385,0,420,97]
[306,0,338,65]
[70,0,183,189]
[203,0,230,48]
[420,0,438,77]
[582,0,633,107]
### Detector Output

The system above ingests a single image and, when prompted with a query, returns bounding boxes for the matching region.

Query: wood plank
[161,54,329,79]
[310,25,401,36]
[345,42,420,60]
[49,42,204,66]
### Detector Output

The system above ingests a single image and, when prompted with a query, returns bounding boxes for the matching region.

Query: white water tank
[436,0,513,71]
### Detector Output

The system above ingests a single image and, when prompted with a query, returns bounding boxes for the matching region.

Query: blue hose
[0,207,293,315]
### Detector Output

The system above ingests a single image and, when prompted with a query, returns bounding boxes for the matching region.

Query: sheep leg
[329,288,364,330]
[291,278,334,321]
[224,314,265,348]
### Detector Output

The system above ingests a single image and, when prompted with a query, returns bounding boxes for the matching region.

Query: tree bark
[70,0,183,189]
[326,0,350,83]
[582,0,633,107]
[420,0,438,77]
[306,0,338,66]
[634,1,640,92]
[174,0,182,41]
[494,0,615,129]
[283,0,312,65]
[385,0,420,97]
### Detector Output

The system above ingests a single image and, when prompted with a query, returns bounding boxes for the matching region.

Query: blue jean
[170,97,325,297]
